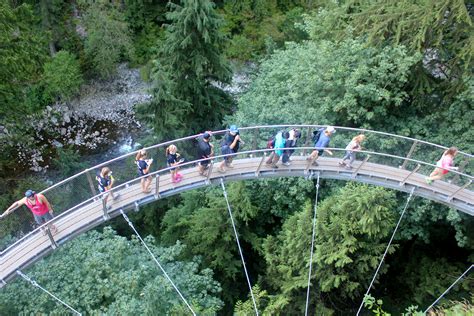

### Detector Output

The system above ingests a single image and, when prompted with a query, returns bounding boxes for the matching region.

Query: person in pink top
[425,147,459,184]
[1,190,58,234]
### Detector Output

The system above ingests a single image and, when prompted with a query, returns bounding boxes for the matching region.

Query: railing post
[251,129,260,151]
[101,194,110,220]
[399,164,421,186]
[45,227,58,249]
[400,141,418,169]
[86,170,97,196]
[206,161,214,184]
[303,127,312,155]
[352,155,371,179]
[447,180,472,202]
[255,154,266,177]
[134,202,140,213]
[154,174,161,199]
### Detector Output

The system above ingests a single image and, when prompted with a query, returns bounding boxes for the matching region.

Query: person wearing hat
[197,131,214,176]
[307,126,335,166]
[217,125,245,173]
[282,128,301,166]
[1,190,58,234]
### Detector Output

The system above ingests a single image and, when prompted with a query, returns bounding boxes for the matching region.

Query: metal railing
[1,125,472,253]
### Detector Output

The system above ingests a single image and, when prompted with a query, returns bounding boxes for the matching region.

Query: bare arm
[1,198,26,218]
[324,149,333,155]
[38,194,53,213]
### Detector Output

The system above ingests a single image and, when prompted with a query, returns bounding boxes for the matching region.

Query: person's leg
[226,156,234,168]
[43,212,57,234]
[339,151,350,165]
[266,152,275,164]
[145,176,152,192]
[270,153,281,168]
[218,160,226,173]
[345,152,356,169]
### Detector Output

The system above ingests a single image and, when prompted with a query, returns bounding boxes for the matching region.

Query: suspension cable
[220,179,259,316]
[120,210,196,316]
[356,187,415,315]
[305,172,320,316]
[424,264,473,314]
[16,270,82,315]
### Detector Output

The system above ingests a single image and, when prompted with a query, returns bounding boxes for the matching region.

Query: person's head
[325,126,336,135]
[353,134,366,143]
[294,129,301,139]
[202,132,212,142]
[25,190,36,201]
[101,167,111,177]
[136,149,147,160]
[446,147,458,156]
[166,144,177,155]
[229,125,239,136]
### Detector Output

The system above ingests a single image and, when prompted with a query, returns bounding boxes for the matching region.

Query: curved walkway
[1,125,473,286]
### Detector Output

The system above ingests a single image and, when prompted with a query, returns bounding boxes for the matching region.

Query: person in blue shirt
[265,130,288,168]
[217,125,245,173]
[307,126,335,166]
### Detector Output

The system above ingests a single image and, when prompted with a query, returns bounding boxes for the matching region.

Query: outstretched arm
[1,198,26,218]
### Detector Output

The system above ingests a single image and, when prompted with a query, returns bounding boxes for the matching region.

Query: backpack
[267,137,275,149]
[312,128,324,142]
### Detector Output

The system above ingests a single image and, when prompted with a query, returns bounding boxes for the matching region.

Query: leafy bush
[42,51,83,102]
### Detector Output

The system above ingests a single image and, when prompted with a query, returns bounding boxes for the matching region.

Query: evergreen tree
[148,0,232,139]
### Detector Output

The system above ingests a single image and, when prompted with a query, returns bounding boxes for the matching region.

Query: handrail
[33,125,474,197]
[2,145,473,256]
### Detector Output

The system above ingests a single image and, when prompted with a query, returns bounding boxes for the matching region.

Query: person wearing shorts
[1,190,58,234]
[217,125,244,173]
[425,147,459,184]
[196,132,214,176]
[136,149,153,193]
[307,126,335,166]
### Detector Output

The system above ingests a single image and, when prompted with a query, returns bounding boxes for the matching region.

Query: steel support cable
[424,264,473,314]
[356,187,416,316]
[305,172,320,316]
[120,210,196,316]
[16,270,82,316]
[220,179,259,316]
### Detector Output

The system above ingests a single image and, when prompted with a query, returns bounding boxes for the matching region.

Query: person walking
[166,144,184,183]
[96,167,119,208]
[338,134,365,169]
[282,128,301,166]
[425,147,459,184]
[1,190,58,234]
[307,126,335,166]
[135,149,153,193]
[218,125,244,173]
[266,130,287,169]
[197,132,214,176]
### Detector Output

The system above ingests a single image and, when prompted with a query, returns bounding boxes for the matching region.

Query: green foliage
[51,146,88,178]
[0,1,47,118]
[42,51,83,102]
[364,294,391,316]
[315,183,397,299]
[146,0,233,139]
[234,284,269,315]
[83,6,134,78]
[233,37,419,129]
[0,227,223,314]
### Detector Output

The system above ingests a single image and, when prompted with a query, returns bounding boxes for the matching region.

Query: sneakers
[338,161,346,167]
[271,164,279,169]
[311,161,319,166]
[226,163,234,169]
[345,165,352,170]
[217,167,226,173]
[282,162,291,166]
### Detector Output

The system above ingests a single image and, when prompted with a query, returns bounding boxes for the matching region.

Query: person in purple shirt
[307,126,335,166]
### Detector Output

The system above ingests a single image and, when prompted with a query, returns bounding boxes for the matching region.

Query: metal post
[251,129,259,151]
[154,174,161,199]
[101,194,110,220]
[399,164,421,186]
[255,155,266,177]
[400,141,418,169]
[303,127,312,155]
[45,226,58,249]
[206,161,214,184]
[352,155,371,179]
[134,201,139,213]
[447,180,472,202]
[86,170,97,196]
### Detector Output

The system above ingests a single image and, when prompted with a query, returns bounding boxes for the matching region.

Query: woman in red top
[1,190,58,234]
[425,147,459,184]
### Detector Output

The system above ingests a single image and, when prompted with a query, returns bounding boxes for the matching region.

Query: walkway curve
[1,125,473,286]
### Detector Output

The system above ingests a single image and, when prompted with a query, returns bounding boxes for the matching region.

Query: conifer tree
[149,0,232,139]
